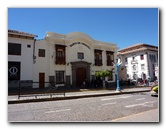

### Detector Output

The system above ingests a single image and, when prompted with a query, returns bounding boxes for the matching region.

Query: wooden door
[76,67,86,87]
[39,73,45,89]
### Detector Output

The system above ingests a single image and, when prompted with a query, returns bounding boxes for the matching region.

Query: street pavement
[8,91,159,122]
[8,86,151,104]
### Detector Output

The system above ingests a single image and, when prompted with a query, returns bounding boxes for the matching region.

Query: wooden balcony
[55,57,66,65]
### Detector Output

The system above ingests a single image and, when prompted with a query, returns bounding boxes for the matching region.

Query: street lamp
[113,58,122,92]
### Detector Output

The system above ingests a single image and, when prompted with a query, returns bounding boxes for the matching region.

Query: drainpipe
[145,51,150,78]
[33,39,36,64]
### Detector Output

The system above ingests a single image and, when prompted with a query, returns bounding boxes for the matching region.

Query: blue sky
[8,8,158,49]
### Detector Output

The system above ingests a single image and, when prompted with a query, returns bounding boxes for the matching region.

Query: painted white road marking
[45,111,56,113]
[45,109,71,113]
[135,98,145,101]
[101,95,132,101]
[125,101,158,108]
[102,102,117,106]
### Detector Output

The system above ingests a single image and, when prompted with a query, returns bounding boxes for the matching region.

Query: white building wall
[33,40,50,83]
[32,32,118,88]
[8,37,34,80]
[119,49,158,81]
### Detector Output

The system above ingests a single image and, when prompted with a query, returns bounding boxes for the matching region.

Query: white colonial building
[8,30,118,89]
[33,31,118,88]
[8,30,37,88]
[117,43,158,81]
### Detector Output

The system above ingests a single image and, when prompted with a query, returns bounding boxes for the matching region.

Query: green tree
[95,70,110,79]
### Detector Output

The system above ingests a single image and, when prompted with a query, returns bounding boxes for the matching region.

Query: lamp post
[113,58,122,92]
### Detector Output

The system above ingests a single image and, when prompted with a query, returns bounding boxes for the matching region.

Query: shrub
[95,70,110,78]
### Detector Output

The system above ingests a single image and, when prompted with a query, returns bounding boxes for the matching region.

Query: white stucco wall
[33,40,50,82]
[119,50,158,80]
[32,32,118,88]
[8,31,118,89]
[8,37,34,80]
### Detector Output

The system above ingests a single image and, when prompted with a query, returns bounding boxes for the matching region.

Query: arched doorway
[76,67,86,87]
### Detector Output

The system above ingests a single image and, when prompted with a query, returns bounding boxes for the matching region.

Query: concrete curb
[8,86,150,96]
[8,89,150,104]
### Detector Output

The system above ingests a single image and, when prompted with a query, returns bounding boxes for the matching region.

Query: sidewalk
[8,86,151,104]
[111,108,159,122]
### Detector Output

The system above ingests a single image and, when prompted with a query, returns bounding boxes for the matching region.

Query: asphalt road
[8,92,159,122]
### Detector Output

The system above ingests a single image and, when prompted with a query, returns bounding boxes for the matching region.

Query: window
[141,64,145,71]
[94,49,102,66]
[57,49,65,57]
[27,45,31,48]
[133,73,137,80]
[56,71,64,84]
[133,65,136,71]
[125,57,128,62]
[149,54,156,62]
[106,51,114,66]
[140,55,144,60]
[149,54,151,60]
[38,49,45,57]
[55,45,66,65]
[8,43,21,55]
[77,52,84,59]
[132,56,135,60]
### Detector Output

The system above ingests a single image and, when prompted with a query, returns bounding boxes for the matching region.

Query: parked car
[150,85,158,96]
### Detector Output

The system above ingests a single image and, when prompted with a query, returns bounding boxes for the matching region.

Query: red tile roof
[118,43,158,55]
[8,29,37,37]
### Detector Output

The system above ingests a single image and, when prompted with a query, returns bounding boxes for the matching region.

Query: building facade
[8,30,118,89]
[8,30,37,88]
[117,43,158,81]
[33,32,118,88]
